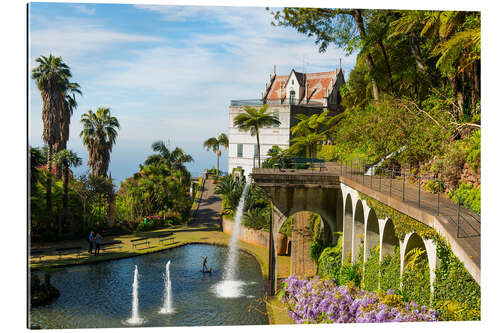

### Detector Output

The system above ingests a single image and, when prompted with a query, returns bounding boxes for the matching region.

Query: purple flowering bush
[280,275,438,324]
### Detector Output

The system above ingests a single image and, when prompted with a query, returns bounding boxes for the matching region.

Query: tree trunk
[216,149,221,176]
[46,144,53,215]
[377,38,394,93]
[352,9,379,100]
[256,129,261,168]
[472,60,480,113]
[410,32,426,73]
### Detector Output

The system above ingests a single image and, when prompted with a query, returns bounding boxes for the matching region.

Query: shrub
[401,248,431,306]
[318,235,343,279]
[363,246,380,292]
[380,246,401,292]
[310,239,325,264]
[433,240,481,320]
[447,183,480,214]
[317,145,337,161]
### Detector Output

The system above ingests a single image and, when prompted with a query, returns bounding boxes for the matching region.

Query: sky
[28,1,357,185]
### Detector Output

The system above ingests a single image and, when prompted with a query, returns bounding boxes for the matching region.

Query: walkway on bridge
[252,161,480,282]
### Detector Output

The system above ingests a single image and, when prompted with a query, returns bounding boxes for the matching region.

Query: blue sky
[29,2,357,184]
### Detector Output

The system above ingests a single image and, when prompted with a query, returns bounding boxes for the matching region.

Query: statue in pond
[201,256,212,274]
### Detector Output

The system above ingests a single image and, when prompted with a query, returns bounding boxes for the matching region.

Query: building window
[237,144,243,157]
[254,144,259,157]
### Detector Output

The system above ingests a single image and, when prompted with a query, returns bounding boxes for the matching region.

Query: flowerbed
[280,276,437,324]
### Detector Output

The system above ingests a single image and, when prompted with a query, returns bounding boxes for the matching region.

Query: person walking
[88,231,95,254]
[94,233,103,256]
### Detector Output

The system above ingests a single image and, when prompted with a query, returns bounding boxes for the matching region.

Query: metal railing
[252,155,326,170]
[338,159,480,238]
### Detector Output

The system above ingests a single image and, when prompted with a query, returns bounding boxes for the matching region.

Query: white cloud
[69,4,96,15]
[30,18,164,57]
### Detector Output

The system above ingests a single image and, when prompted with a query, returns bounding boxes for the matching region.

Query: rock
[31,273,60,308]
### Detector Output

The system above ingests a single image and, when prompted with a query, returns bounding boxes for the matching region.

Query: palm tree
[56,82,82,153]
[203,133,229,176]
[144,141,193,186]
[52,149,82,236]
[80,107,120,176]
[32,54,73,212]
[233,105,281,168]
[290,132,327,159]
[145,141,193,169]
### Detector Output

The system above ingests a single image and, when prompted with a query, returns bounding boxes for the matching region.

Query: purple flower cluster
[281,276,438,324]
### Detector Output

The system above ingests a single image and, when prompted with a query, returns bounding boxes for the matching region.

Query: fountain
[126,265,143,325]
[214,180,251,298]
[159,261,174,314]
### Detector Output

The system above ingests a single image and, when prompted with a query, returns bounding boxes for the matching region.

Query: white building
[228,68,345,176]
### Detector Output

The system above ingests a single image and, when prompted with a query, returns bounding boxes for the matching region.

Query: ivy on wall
[432,240,481,320]
[363,246,380,292]
[401,248,431,306]
[380,245,401,292]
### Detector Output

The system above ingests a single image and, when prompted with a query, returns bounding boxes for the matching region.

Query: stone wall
[222,217,287,254]
[290,211,316,277]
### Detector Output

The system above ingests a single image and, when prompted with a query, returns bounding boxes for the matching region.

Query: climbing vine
[432,240,481,320]
[401,248,431,306]
[363,245,380,292]
[380,245,401,292]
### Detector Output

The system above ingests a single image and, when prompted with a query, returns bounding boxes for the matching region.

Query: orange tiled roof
[265,70,338,102]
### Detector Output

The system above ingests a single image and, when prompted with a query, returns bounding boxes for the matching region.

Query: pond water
[30,244,268,328]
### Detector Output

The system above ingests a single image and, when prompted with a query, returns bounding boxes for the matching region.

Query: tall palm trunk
[377,38,395,93]
[46,144,53,213]
[352,9,379,100]
[256,129,261,168]
[216,149,221,176]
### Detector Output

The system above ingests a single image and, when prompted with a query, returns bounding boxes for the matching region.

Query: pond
[30,244,269,328]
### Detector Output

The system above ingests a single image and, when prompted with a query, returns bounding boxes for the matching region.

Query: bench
[55,246,82,259]
[131,238,150,249]
[30,250,44,262]
[159,237,175,246]
[155,232,173,238]
[101,240,123,253]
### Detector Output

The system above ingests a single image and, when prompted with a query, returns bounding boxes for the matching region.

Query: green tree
[80,107,120,177]
[32,54,73,212]
[52,149,82,236]
[144,141,193,186]
[233,104,280,168]
[269,8,380,99]
[203,133,229,176]
[290,132,327,159]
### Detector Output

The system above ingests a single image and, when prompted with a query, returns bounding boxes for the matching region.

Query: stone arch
[342,193,353,262]
[352,200,365,262]
[380,218,398,260]
[400,232,438,294]
[363,208,380,264]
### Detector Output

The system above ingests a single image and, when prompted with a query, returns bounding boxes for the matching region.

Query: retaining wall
[222,217,287,254]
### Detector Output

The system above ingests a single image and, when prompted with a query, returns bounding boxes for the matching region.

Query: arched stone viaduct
[251,170,478,296]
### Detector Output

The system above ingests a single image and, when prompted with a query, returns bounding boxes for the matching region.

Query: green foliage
[433,240,481,320]
[316,145,336,161]
[465,130,481,171]
[318,238,343,279]
[363,245,380,292]
[380,246,401,291]
[310,239,324,264]
[115,148,192,224]
[401,248,431,306]
[447,183,480,213]
[337,261,363,287]
[242,206,270,231]
[279,216,293,237]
